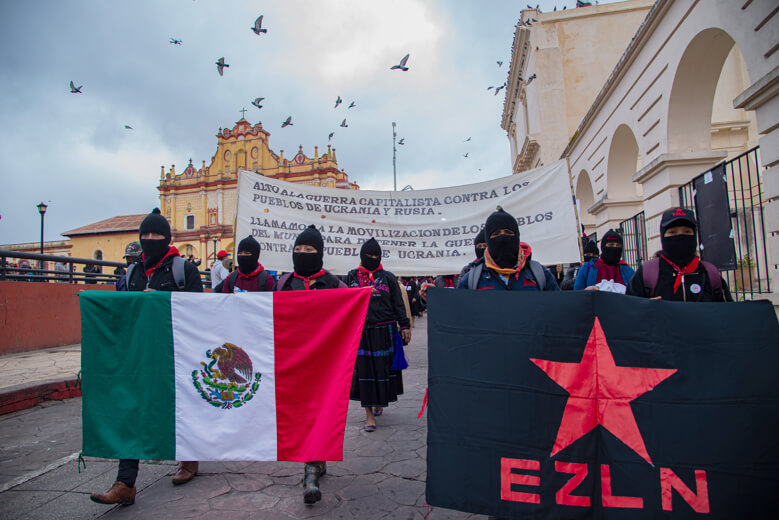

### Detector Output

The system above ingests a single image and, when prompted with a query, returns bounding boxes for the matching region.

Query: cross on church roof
[239,107,247,118]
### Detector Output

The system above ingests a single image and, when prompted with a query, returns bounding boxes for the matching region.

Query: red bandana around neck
[238,263,265,279]
[357,264,383,287]
[661,254,700,294]
[293,269,326,290]
[144,246,180,277]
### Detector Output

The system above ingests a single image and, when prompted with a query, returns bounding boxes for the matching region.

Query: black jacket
[560,263,580,291]
[346,269,410,329]
[275,271,343,291]
[626,258,732,302]
[126,255,203,293]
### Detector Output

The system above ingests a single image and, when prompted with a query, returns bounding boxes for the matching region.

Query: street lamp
[213,237,218,262]
[392,122,397,191]
[204,230,211,263]
[36,202,48,255]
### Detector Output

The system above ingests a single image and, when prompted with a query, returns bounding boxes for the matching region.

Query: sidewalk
[0,315,488,519]
[0,345,82,415]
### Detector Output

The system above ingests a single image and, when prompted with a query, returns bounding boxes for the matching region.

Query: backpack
[467,260,547,291]
[642,257,723,300]
[125,256,186,290]
[224,269,270,292]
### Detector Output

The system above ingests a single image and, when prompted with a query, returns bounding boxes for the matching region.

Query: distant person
[116,242,142,291]
[458,229,486,280]
[627,208,732,302]
[560,239,599,290]
[210,250,230,288]
[83,263,100,284]
[55,261,70,283]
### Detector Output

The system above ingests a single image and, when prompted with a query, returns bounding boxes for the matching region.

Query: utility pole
[392,122,397,191]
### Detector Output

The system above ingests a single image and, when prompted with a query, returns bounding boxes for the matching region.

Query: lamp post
[392,122,397,191]
[204,230,210,263]
[36,202,47,255]
[213,237,217,262]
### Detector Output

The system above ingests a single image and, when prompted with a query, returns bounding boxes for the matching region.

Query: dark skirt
[350,323,403,407]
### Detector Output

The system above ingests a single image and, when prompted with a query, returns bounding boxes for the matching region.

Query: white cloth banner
[235,160,580,276]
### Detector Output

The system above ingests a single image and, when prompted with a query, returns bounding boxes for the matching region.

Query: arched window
[186,214,195,230]
[93,250,103,260]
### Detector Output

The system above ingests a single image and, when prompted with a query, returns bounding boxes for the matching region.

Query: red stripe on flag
[273,287,371,462]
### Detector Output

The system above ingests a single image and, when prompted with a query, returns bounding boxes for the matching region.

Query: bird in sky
[527,73,537,85]
[348,101,356,109]
[463,153,469,158]
[398,138,405,145]
[487,85,494,90]
[494,84,505,95]
[282,116,293,128]
[334,96,342,108]
[465,137,471,142]
[169,38,182,45]
[251,15,267,35]
[328,132,334,141]
[340,119,348,128]
[497,61,503,67]
[124,125,133,130]
[391,53,410,71]
[216,57,229,76]
[69,81,82,93]
[251,97,264,109]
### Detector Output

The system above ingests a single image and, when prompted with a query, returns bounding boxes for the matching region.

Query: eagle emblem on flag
[192,342,262,409]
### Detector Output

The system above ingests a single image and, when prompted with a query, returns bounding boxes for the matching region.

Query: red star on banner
[530,317,677,465]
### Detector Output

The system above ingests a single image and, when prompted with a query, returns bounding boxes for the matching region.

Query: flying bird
[206,343,253,384]
[463,153,469,158]
[497,61,503,67]
[391,53,410,71]
[340,119,348,128]
[216,57,229,76]
[251,15,267,35]
[69,81,82,93]
[398,138,405,145]
[169,38,182,45]
[465,137,471,142]
[487,86,494,90]
[124,125,133,130]
[334,96,342,108]
[348,101,356,109]
[494,84,505,95]
[328,132,334,141]
[251,97,264,109]
[282,116,293,128]
[527,73,537,85]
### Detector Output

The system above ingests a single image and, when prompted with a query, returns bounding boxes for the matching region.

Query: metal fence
[0,250,214,287]
[618,211,648,271]
[678,146,770,300]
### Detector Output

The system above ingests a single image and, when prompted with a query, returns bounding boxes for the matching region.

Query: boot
[172,461,198,485]
[90,481,136,506]
[302,461,325,504]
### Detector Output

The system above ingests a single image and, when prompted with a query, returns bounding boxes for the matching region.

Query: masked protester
[115,241,142,291]
[218,236,274,293]
[458,208,559,291]
[561,240,599,290]
[346,238,412,433]
[274,224,345,505]
[457,229,487,280]
[91,209,203,508]
[573,229,635,292]
[627,208,732,301]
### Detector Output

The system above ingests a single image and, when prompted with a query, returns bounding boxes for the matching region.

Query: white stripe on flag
[171,292,277,461]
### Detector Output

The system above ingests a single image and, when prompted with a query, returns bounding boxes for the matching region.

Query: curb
[0,379,81,415]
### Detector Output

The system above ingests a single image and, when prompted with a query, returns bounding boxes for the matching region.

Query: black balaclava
[237,235,261,274]
[139,208,171,269]
[474,229,486,259]
[484,208,520,268]
[583,240,599,262]
[661,228,698,266]
[360,238,382,272]
[600,229,623,266]
[292,225,324,277]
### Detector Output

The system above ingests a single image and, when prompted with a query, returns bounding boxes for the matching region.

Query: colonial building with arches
[504,0,777,306]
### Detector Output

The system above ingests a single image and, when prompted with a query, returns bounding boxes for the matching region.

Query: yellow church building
[54,118,357,265]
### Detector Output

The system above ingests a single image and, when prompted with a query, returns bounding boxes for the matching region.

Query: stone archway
[667,28,740,154]
[575,170,596,232]
[606,124,640,199]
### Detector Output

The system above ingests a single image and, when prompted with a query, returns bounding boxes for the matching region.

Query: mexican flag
[80,288,371,462]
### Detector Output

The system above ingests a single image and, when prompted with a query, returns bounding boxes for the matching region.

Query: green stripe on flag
[80,291,175,460]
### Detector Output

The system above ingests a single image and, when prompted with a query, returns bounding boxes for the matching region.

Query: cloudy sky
[0,0,616,245]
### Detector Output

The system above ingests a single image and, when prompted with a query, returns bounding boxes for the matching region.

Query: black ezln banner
[426,289,779,519]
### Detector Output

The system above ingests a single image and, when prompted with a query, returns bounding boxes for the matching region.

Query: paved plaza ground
[0,315,488,520]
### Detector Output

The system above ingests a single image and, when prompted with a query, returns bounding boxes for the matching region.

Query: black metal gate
[678,146,770,300]
[618,211,648,271]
